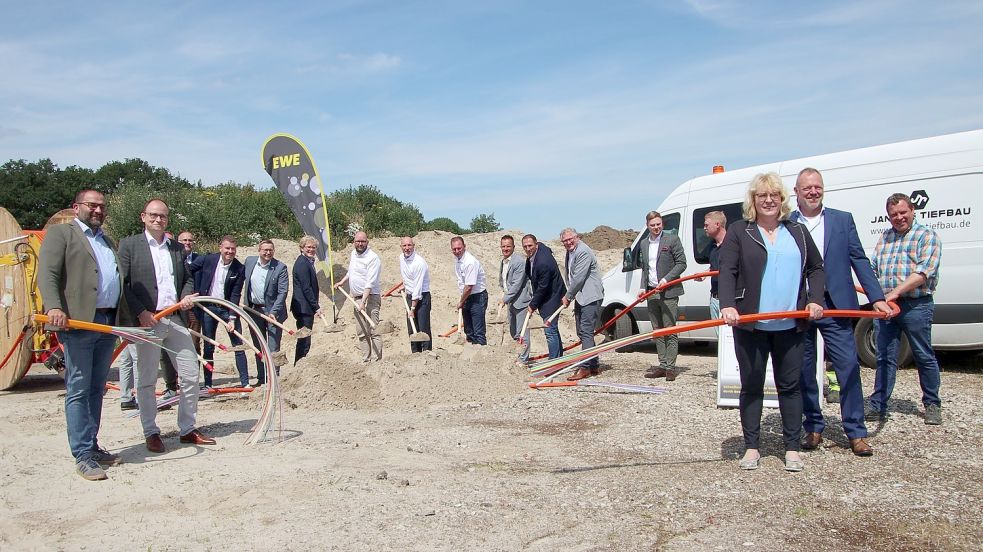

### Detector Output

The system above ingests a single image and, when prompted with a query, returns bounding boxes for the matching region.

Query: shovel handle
[545,305,566,325]
[399,289,420,334]
[33,314,116,335]
[198,304,262,357]
[241,304,295,335]
[517,309,532,342]
[336,287,377,328]
[185,326,232,353]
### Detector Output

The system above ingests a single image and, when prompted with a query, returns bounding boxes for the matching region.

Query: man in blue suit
[243,240,289,385]
[791,168,894,457]
[521,234,566,360]
[189,236,249,388]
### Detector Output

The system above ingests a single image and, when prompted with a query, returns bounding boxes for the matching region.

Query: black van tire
[855,317,912,368]
[612,307,636,352]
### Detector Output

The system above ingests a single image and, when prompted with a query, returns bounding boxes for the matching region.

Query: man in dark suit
[290,235,322,363]
[188,235,248,388]
[117,199,214,454]
[243,239,289,385]
[38,189,122,480]
[521,234,566,359]
[792,168,893,456]
[638,211,687,381]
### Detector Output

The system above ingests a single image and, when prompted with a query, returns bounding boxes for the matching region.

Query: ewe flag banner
[261,134,334,262]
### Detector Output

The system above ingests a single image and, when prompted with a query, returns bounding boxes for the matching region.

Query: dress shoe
[644,367,667,379]
[589,366,601,376]
[145,434,165,453]
[665,370,677,382]
[739,456,760,470]
[566,368,591,381]
[849,438,873,457]
[120,399,138,411]
[802,432,823,450]
[179,429,216,445]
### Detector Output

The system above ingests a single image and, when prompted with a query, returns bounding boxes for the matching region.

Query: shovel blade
[320,324,343,334]
[272,351,289,367]
[409,332,430,343]
[593,334,606,345]
[293,327,313,339]
[374,320,396,334]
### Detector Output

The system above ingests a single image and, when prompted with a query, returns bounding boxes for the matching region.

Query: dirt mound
[580,225,636,251]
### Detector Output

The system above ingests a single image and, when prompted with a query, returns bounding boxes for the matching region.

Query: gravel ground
[1,343,979,551]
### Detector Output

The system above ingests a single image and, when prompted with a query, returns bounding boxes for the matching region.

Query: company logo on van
[910,190,929,210]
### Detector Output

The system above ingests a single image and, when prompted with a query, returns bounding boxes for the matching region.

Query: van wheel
[855,317,912,368]
[613,308,635,352]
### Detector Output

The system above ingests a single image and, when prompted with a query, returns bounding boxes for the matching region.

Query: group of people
[704,168,943,473]
[38,169,945,481]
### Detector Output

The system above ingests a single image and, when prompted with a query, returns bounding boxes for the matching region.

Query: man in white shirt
[335,231,383,361]
[399,236,432,352]
[452,236,488,345]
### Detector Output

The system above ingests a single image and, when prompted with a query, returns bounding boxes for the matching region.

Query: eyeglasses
[143,212,169,220]
[754,192,783,201]
[78,202,106,211]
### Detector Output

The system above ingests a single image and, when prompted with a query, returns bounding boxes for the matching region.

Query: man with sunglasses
[38,190,122,481]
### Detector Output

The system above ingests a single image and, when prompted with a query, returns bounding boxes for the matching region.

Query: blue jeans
[462,290,488,345]
[543,312,563,359]
[199,306,248,387]
[60,310,118,462]
[870,295,941,410]
[801,316,867,438]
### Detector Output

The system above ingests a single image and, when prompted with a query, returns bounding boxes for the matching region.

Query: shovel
[336,287,378,330]
[198,306,263,359]
[514,310,533,351]
[399,290,431,343]
[244,304,315,338]
[453,308,467,345]
[186,326,251,353]
[527,304,565,330]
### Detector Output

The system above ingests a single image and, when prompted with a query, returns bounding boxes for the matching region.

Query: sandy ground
[1,232,981,550]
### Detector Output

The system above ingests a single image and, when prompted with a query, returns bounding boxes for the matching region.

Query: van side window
[693,203,743,264]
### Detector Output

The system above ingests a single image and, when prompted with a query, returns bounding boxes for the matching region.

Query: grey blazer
[564,241,603,305]
[117,232,194,327]
[243,256,290,323]
[501,253,532,310]
[37,222,120,325]
[639,232,687,299]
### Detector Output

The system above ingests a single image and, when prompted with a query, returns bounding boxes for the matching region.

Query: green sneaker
[924,404,942,425]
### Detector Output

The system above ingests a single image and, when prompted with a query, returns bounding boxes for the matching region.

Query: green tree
[469,212,502,233]
[424,216,466,234]
[0,159,89,228]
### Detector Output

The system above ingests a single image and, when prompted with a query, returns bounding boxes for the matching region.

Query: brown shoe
[665,370,677,382]
[644,367,667,379]
[566,368,591,381]
[589,366,601,376]
[179,429,216,445]
[802,432,823,450]
[849,437,873,457]
[145,434,165,454]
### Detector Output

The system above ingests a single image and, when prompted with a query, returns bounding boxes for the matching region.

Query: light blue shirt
[250,260,271,304]
[755,224,800,331]
[75,218,121,309]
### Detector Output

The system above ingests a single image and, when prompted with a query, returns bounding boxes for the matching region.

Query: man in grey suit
[38,189,122,481]
[499,235,532,363]
[638,211,687,381]
[117,198,214,453]
[243,239,289,385]
[560,228,604,381]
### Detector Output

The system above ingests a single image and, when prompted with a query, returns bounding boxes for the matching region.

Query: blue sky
[3,1,983,237]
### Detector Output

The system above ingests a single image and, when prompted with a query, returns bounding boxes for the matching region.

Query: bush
[424,217,467,234]
[470,212,502,233]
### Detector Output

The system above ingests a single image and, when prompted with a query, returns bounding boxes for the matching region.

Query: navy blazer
[290,254,321,316]
[718,220,825,331]
[791,207,885,310]
[525,243,566,316]
[189,254,245,314]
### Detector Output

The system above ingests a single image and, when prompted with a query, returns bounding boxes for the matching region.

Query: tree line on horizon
[0,158,501,250]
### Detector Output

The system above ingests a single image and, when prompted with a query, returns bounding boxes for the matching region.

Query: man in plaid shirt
[867,193,943,425]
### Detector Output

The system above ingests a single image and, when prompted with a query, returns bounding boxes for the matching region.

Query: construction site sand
[222,230,628,411]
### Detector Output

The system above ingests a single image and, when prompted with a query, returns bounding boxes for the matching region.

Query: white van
[601,129,983,366]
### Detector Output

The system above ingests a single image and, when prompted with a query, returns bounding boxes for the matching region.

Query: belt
[95,308,116,315]
[251,302,265,308]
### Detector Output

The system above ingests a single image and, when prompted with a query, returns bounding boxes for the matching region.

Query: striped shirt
[871,220,941,298]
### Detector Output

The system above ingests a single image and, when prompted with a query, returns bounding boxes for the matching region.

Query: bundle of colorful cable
[190,296,283,445]
[529,305,899,386]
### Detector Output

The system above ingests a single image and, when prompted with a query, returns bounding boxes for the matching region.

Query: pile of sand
[225,229,627,411]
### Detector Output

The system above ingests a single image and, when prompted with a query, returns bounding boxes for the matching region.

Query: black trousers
[293,313,315,364]
[405,292,432,353]
[733,327,804,452]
